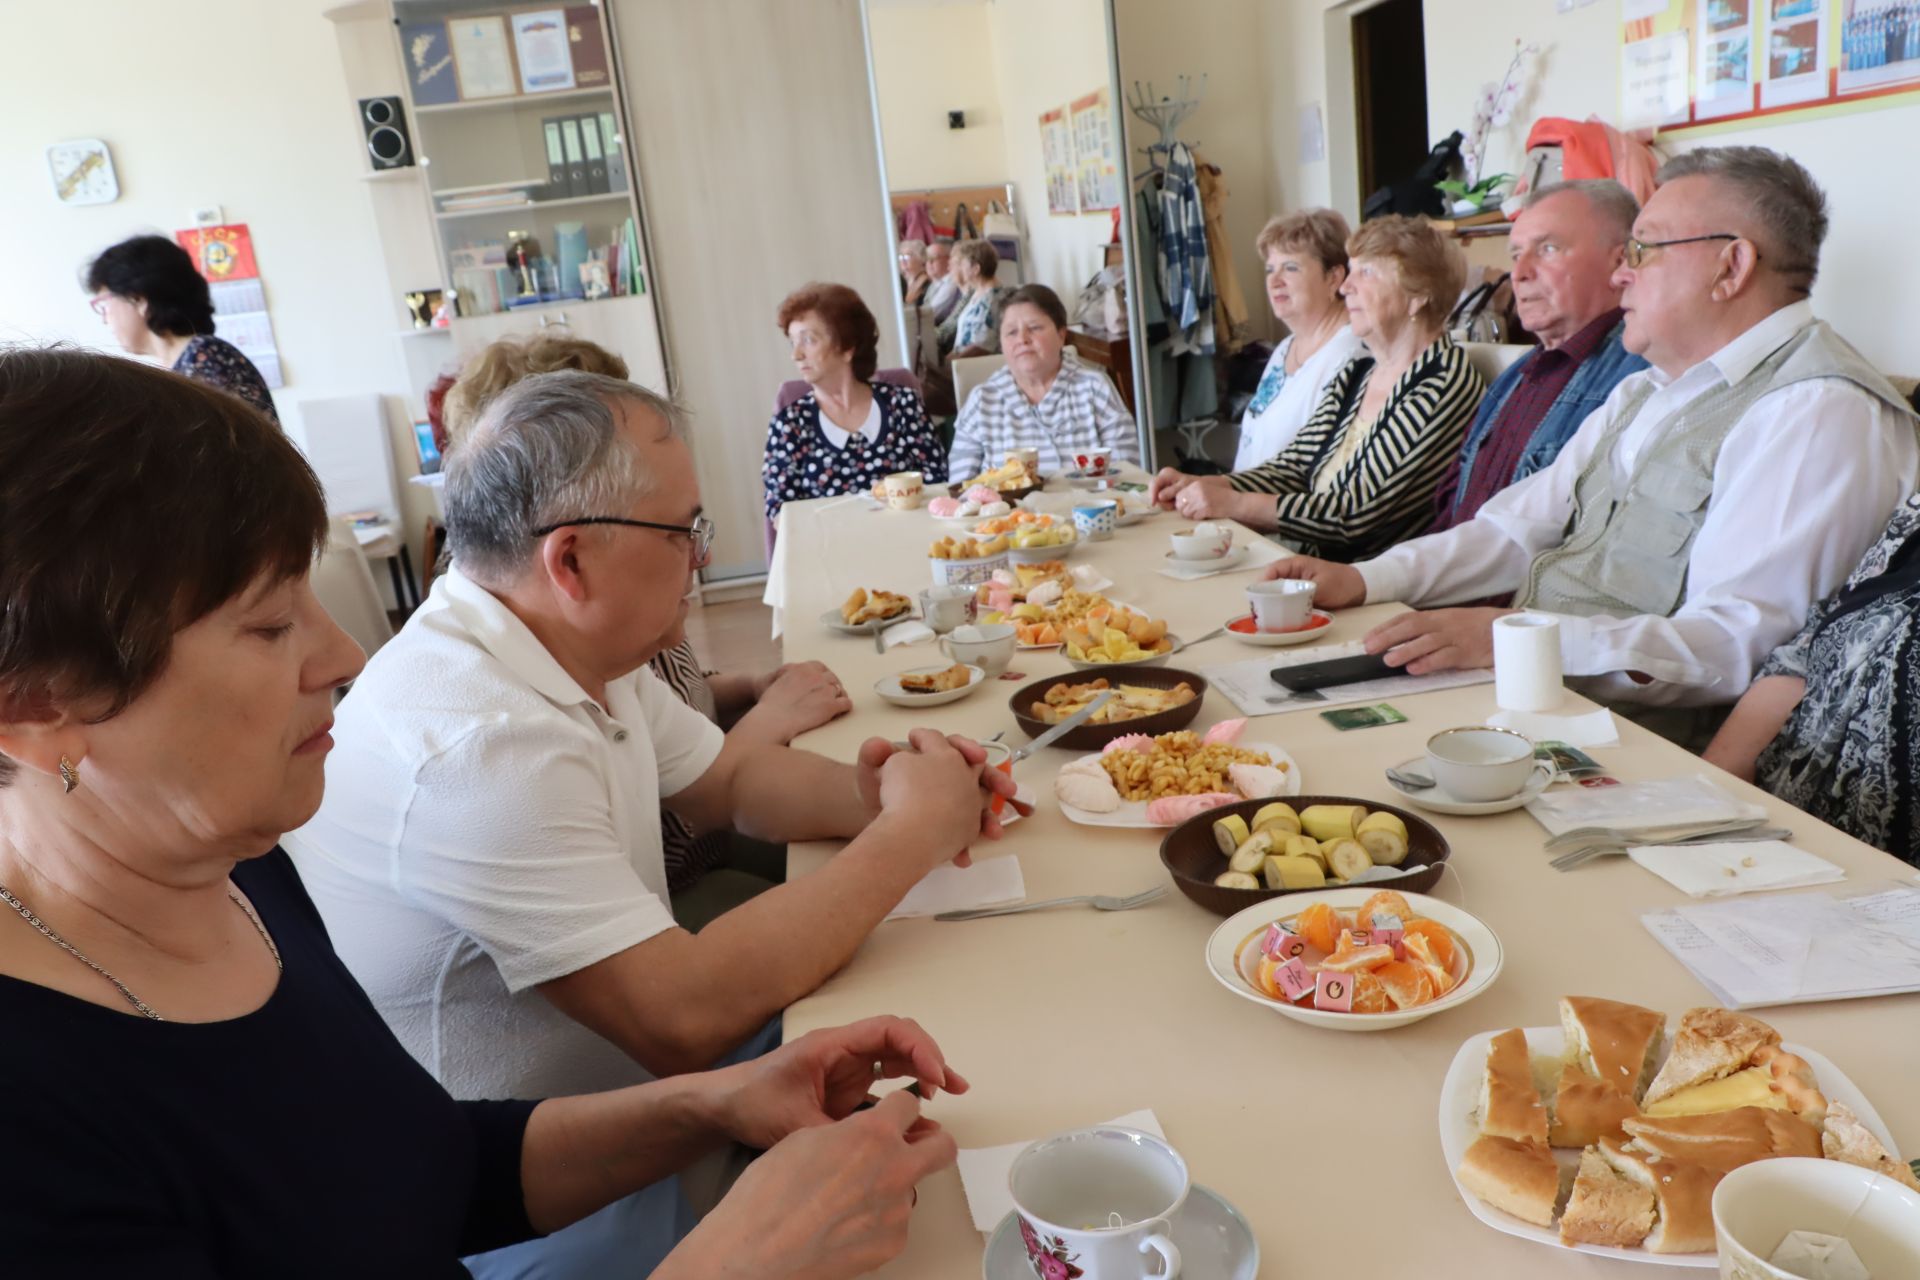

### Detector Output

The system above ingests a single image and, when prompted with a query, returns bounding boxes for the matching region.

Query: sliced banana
[1357,828,1410,866]
[1228,829,1276,874]
[1324,838,1374,883]
[1262,854,1327,890]
[1300,803,1367,843]
[1212,815,1252,856]
[1213,871,1261,890]
[1251,802,1301,837]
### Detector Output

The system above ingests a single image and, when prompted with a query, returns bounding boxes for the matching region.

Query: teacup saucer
[982,1184,1258,1279]
[1161,546,1247,575]
[1384,756,1551,816]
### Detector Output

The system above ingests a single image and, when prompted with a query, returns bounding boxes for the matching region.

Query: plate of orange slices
[1203,888,1502,1031]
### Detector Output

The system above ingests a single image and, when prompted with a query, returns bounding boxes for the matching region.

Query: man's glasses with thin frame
[531,514,715,564]
[1623,233,1742,269]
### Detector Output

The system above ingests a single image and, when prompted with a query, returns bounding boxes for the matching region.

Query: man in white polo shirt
[286,371,1019,1278]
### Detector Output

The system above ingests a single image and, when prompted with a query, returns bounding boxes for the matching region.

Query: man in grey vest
[1259,146,1920,745]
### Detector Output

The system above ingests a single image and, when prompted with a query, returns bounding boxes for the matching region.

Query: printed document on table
[1200,639,1492,717]
[1642,883,1920,1009]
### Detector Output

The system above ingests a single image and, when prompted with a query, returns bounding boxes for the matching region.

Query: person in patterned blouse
[763,282,946,523]
[85,234,277,423]
[1163,216,1484,562]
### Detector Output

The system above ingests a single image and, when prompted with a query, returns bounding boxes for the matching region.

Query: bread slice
[1621,1106,1821,1169]
[1641,1007,1781,1107]
[1597,1138,1721,1254]
[1479,1028,1548,1144]
[1560,1145,1654,1248]
[1456,1135,1561,1228]
[1550,1064,1640,1149]
[1822,1100,1920,1191]
[1752,1045,1828,1126]
[1561,996,1665,1101]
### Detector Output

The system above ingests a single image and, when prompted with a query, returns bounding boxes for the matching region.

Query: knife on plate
[1009,689,1114,764]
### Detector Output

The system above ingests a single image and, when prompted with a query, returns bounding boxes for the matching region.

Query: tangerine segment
[1403,933,1457,996]
[1355,890,1414,929]
[1372,959,1434,1010]
[1255,954,1284,999]
[1295,901,1343,954]
[1402,919,1457,970]
[1321,929,1394,973]
[1349,971,1392,1013]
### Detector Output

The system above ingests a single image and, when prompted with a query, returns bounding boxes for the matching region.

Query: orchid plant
[1441,39,1542,211]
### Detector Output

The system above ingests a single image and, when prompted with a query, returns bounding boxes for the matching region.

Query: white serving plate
[1064,635,1183,672]
[1056,742,1299,827]
[820,604,913,634]
[1204,889,1502,1032]
[873,664,987,708]
[1436,1026,1900,1267]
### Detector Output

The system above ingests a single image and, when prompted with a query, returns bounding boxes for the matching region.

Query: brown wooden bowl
[1159,795,1451,917]
[1007,667,1208,752]
[950,480,1043,504]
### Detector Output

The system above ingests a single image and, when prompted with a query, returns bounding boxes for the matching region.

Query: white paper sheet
[885,856,1025,921]
[1488,707,1620,748]
[955,1109,1165,1234]
[1201,640,1493,717]
[1628,839,1845,898]
[1525,773,1765,837]
[1641,882,1920,1008]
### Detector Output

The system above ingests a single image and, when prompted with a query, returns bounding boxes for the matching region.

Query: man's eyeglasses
[531,513,715,563]
[88,295,112,317]
[1623,233,1741,269]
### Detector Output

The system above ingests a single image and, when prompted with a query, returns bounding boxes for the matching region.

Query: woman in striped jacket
[1168,216,1484,563]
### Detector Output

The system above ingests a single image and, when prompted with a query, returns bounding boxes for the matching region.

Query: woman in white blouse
[1148,209,1363,505]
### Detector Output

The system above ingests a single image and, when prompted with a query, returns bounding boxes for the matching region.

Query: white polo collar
[1648,299,1815,390]
[437,566,601,711]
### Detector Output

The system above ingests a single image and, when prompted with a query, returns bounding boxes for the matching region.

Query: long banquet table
[771,489,1920,1277]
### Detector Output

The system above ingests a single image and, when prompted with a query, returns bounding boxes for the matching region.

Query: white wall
[0,1,407,412]
[1421,0,1920,372]
[1114,0,1277,343]
[983,0,1118,294]
[869,1,1010,190]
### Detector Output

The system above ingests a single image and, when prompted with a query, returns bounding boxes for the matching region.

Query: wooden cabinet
[1066,325,1135,419]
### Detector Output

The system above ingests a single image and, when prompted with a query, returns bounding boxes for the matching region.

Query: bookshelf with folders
[390,0,656,328]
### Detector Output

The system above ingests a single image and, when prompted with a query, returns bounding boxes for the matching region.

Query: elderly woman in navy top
[762,282,946,524]
[0,347,966,1278]
[85,233,278,423]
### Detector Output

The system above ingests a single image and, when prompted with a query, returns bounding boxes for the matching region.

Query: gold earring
[59,756,78,794]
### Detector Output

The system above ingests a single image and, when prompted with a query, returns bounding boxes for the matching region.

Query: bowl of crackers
[1008,667,1209,751]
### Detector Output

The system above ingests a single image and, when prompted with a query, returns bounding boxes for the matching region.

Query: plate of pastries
[823,588,912,633]
[873,663,986,708]
[1441,999,1912,1265]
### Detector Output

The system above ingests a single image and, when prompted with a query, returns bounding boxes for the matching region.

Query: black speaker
[359,96,413,170]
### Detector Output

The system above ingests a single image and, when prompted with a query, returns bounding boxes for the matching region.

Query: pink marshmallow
[1143,792,1240,824]
[1100,734,1155,756]
[1202,719,1248,745]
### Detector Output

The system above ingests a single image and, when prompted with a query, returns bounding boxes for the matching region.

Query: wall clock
[47,138,120,206]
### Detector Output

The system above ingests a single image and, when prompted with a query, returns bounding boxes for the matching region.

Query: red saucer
[1227,611,1332,636]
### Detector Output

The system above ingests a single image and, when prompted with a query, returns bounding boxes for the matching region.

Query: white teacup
[1714,1157,1920,1279]
[1009,1127,1186,1279]
[1245,579,1316,631]
[941,621,1016,675]
[1168,523,1232,560]
[919,585,975,635]
[1425,726,1549,803]
[883,470,924,511]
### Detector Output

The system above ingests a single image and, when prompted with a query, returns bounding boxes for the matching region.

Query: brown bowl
[1159,795,1451,917]
[1008,666,1208,752]
[950,479,1043,504]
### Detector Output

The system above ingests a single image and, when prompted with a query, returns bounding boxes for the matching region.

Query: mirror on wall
[861,0,1144,461]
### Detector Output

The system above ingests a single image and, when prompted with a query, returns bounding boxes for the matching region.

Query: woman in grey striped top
[1168,216,1485,563]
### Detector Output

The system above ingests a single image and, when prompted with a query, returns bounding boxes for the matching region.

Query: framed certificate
[511,10,576,94]
[449,15,517,101]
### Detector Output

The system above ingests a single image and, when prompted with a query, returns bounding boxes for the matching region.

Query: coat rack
[1127,74,1207,174]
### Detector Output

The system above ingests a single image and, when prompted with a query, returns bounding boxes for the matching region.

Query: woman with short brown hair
[763,282,945,523]
[1159,214,1484,562]
[0,346,964,1278]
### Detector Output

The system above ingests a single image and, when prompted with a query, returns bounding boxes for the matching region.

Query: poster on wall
[1626,0,1920,132]
[1039,106,1077,215]
[174,224,283,389]
[1068,88,1122,213]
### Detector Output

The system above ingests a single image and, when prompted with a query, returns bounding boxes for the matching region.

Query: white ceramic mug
[1168,524,1232,561]
[1245,579,1316,630]
[1009,1127,1186,1280]
[1714,1157,1920,1280]
[883,470,925,511]
[919,585,975,635]
[1425,726,1550,802]
[940,622,1016,675]
[1012,447,1042,471]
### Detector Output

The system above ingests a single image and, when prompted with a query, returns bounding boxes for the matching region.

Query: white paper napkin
[885,855,1025,921]
[955,1109,1166,1234]
[1628,840,1846,897]
[881,620,936,648]
[1068,564,1114,593]
[1488,706,1621,748]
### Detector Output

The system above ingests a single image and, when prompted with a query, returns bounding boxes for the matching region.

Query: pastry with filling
[898,664,972,694]
[1455,1135,1561,1228]
[1550,1063,1641,1149]
[1559,1145,1654,1248]
[1641,1007,1780,1108]
[1821,1100,1920,1191]
[1560,996,1665,1101]
[1478,1028,1548,1144]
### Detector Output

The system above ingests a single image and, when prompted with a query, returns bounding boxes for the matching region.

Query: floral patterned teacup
[1009,1127,1186,1279]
